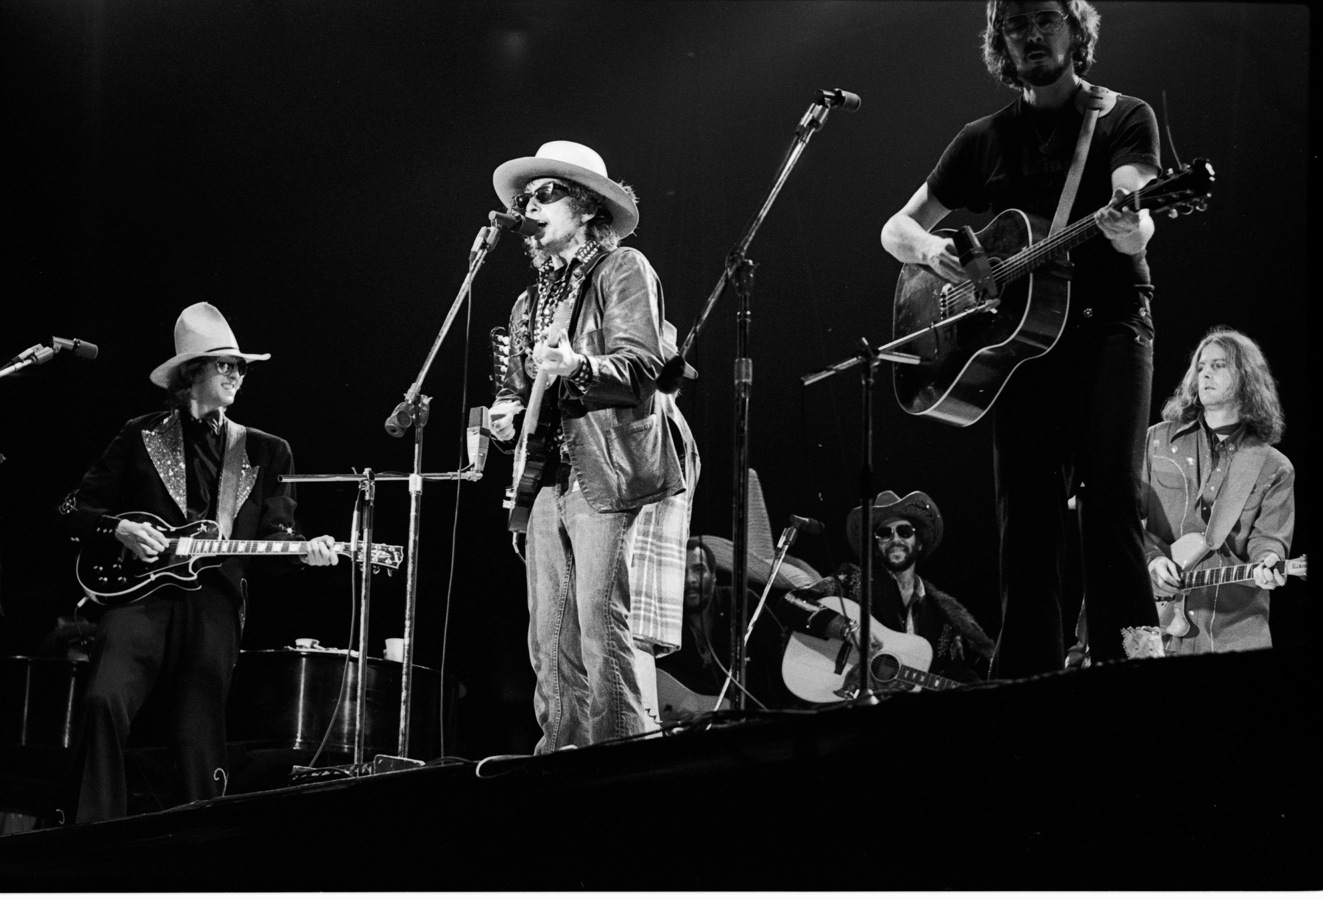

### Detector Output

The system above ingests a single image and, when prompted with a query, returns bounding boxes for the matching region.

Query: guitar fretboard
[895,664,961,692]
[172,537,343,557]
[1183,562,1263,590]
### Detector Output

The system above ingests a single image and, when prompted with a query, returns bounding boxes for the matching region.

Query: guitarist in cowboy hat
[881,1,1163,675]
[56,302,338,823]
[779,490,994,689]
[488,141,690,753]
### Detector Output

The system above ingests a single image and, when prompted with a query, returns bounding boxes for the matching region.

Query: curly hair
[166,358,212,410]
[982,0,1101,89]
[1161,327,1286,445]
[522,178,638,267]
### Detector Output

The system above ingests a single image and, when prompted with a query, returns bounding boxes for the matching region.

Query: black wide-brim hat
[845,490,943,559]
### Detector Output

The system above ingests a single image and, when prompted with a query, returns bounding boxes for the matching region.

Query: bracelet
[566,355,593,392]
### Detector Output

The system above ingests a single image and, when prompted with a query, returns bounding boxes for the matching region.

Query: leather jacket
[498,245,684,513]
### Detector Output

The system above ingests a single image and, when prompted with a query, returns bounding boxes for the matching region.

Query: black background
[1,1,1311,757]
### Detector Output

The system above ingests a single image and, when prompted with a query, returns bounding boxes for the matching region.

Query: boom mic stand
[367,214,506,764]
[670,88,860,708]
[801,338,919,700]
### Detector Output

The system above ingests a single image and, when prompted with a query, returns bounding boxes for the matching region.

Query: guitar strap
[1202,440,1270,553]
[1049,82,1117,237]
[215,420,250,540]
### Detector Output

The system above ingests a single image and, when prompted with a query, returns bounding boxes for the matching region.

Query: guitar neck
[1180,558,1294,591]
[170,537,349,557]
[894,663,962,692]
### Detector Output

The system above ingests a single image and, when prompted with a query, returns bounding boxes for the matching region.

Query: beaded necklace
[525,240,600,377]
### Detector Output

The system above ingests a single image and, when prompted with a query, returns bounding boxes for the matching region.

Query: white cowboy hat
[492,140,639,239]
[694,469,822,591]
[149,302,271,388]
[845,490,944,560]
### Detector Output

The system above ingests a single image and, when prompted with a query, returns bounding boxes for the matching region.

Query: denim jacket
[1141,419,1295,653]
[498,246,684,513]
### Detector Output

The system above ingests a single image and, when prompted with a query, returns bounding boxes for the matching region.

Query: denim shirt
[1141,418,1295,653]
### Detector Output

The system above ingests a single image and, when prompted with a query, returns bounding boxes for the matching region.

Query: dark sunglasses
[512,181,572,213]
[874,522,916,540]
[1001,9,1065,39]
[213,358,248,377]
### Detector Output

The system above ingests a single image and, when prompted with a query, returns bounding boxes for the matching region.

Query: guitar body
[77,513,227,606]
[76,510,403,606]
[781,596,959,703]
[893,209,1071,427]
[655,669,731,724]
[505,396,556,533]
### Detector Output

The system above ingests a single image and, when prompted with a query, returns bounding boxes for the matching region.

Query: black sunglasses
[512,181,572,213]
[213,358,248,377]
[874,522,916,540]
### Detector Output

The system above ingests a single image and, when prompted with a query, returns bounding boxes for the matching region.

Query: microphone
[789,514,824,535]
[816,88,862,111]
[466,406,491,474]
[489,210,544,237]
[384,401,414,438]
[52,336,99,360]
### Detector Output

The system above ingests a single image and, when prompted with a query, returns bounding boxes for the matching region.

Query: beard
[1019,55,1070,88]
[875,542,916,573]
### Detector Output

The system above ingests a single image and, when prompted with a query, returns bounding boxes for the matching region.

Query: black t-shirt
[927,91,1160,310]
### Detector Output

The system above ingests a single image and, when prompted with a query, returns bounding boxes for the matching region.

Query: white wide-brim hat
[492,140,639,239]
[149,302,271,388]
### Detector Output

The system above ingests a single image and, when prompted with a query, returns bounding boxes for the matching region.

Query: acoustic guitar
[893,159,1214,427]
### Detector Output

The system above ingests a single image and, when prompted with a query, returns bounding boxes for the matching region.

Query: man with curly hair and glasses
[882,1,1164,675]
[489,141,693,752]
[1142,328,1295,655]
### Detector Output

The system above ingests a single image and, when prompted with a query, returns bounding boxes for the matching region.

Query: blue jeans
[526,478,647,753]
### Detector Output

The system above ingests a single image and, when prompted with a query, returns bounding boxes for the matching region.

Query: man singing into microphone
[779,490,994,693]
[488,141,689,752]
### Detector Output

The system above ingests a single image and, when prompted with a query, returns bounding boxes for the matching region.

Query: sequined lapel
[142,412,188,516]
[215,420,256,539]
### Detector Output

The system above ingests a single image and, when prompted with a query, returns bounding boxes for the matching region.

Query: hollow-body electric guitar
[893,159,1214,427]
[77,511,403,606]
[781,596,962,703]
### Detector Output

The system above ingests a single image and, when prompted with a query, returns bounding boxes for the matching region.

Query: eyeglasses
[1001,9,1065,39]
[213,359,248,377]
[512,181,571,213]
[874,523,916,541]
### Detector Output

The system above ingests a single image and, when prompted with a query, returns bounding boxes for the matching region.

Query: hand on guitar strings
[923,236,968,285]
[1095,186,1151,252]
[1147,556,1182,597]
[532,327,584,378]
[1252,552,1287,590]
[301,535,340,567]
[115,518,168,563]
[489,398,524,442]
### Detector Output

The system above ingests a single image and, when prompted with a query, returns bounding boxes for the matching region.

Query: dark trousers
[990,294,1159,677]
[65,585,239,823]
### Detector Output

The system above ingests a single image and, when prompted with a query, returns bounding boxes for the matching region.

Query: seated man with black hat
[779,490,994,695]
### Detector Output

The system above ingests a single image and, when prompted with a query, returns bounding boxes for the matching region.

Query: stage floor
[1,648,1317,890]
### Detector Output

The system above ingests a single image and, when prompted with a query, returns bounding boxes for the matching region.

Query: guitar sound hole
[870,654,901,684]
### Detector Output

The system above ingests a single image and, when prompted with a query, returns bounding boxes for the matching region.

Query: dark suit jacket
[59,409,303,611]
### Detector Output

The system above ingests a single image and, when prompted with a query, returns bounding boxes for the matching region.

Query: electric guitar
[1159,532,1307,638]
[781,596,962,703]
[77,511,404,606]
[893,159,1215,427]
[504,297,577,533]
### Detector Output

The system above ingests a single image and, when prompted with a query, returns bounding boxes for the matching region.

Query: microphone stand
[713,518,805,711]
[375,218,504,762]
[671,90,857,708]
[0,337,98,379]
[801,338,919,701]
[283,465,483,770]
